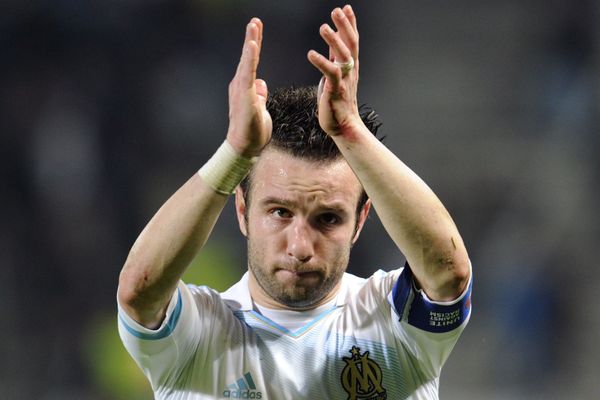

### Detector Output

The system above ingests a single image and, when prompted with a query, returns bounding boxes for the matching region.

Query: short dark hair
[240,85,383,216]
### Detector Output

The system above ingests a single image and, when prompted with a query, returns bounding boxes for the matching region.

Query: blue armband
[391,263,472,333]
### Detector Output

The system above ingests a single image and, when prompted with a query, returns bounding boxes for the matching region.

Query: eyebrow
[259,197,297,209]
[259,196,350,214]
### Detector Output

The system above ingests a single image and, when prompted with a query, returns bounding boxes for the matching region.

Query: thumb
[317,76,326,101]
[255,79,272,132]
[255,79,268,105]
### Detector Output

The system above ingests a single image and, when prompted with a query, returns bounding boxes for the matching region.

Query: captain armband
[198,140,257,195]
[390,263,472,333]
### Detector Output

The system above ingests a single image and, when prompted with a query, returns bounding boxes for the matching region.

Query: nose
[286,219,314,263]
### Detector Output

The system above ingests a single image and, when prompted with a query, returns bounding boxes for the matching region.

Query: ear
[351,199,371,244]
[235,186,248,237]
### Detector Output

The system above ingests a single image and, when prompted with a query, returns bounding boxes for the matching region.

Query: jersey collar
[221,272,254,311]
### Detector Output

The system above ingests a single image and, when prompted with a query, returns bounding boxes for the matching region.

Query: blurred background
[1,0,599,399]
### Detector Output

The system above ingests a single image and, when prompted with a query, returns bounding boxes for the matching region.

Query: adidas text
[222,389,262,399]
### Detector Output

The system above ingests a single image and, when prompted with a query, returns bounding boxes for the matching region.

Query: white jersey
[118,265,472,400]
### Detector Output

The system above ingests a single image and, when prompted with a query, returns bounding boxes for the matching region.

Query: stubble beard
[247,235,351,309]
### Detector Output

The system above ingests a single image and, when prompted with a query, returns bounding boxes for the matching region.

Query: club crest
[340,346,387,400]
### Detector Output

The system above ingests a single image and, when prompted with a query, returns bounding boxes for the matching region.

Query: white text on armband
[428,310,461,327]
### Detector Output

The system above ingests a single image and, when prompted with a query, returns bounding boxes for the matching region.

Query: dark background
[1,1,598,399]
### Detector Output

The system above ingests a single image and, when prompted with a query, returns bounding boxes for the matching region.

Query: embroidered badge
[341,346,387,400]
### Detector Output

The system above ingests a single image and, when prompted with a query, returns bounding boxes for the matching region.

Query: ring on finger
[334,57,354,75]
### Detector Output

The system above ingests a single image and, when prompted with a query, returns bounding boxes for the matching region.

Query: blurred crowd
[1,1,598,399]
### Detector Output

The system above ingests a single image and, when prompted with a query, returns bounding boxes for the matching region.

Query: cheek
[249,215,281,239]
[246,209,270,233]
[330,226,357,246]
[247,215,287,253]
[321,232,353,258]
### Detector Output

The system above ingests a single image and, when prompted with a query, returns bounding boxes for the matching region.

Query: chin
[276,296,322,309]
[275,285,327,309]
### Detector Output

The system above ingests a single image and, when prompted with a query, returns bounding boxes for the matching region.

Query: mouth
[276,268,321,283]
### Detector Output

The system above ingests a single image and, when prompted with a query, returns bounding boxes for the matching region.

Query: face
[235,148,370,310]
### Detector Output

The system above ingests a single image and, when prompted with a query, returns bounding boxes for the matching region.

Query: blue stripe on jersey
[293,306,339,336]
[248,305,339,338]
[392,263,472,333]
[119,288,183,340]
[248,311,295,335]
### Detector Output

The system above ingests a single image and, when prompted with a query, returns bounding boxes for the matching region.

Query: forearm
[118,173,228,327]
[118,15,271,328]
[332,125,470,301]
[305,4,469,299]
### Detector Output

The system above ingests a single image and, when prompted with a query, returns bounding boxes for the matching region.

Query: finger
[319,23,352,65]
[235,21,255,76]
[255,78,272,132]
[251,17,264,55]
[255,78,268,102]
[331,8,358,58]
[343,5,358,33]
[308,50,341,90]
[237,40,259,89]
[236,21,261,88]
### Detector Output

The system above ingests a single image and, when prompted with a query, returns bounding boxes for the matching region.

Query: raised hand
[226,18,272,157]
[307,5,362,137]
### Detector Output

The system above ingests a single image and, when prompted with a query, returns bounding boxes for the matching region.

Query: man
[118,5,472,399]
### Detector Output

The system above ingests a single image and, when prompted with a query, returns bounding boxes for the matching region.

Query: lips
[276,268,321,282]
[278,268,317,276]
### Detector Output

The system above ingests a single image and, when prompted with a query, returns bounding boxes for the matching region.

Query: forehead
[249,149,362,208]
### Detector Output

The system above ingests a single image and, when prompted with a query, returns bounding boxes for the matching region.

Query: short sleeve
[117,281,207,389]
[387,262,473,377]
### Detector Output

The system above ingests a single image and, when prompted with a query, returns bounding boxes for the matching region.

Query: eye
[318,212,341,226]
[271,208,292,219]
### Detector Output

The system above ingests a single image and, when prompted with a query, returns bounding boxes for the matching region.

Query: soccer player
[117,5,472,399]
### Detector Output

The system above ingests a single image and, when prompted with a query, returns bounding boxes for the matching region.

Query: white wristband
[198,141,257,195]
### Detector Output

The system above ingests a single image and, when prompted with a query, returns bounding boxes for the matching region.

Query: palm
[317,77,359,136]
[308,6,362,137]
[226,18,272,157]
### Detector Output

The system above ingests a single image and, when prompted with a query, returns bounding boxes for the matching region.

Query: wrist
[225,134,264,159]
[198,140,257,195]
[331,117,369,144]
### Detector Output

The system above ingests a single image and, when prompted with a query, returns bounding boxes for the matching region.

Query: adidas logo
[223,372,263,399]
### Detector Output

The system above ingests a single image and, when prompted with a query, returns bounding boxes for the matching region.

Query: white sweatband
[198,141,257,195]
